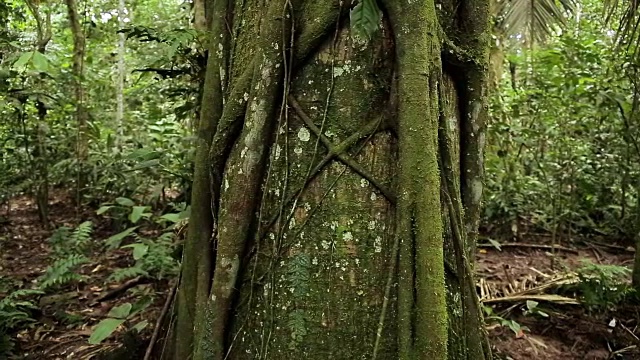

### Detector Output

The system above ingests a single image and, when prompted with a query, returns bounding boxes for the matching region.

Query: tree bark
[171,1,491,359]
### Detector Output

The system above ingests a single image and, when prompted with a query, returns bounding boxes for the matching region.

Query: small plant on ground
[573,260,633,311]
[483,305,529,336]
[88,299,151,344]
[38,221,93,290]
[0,288,44,357]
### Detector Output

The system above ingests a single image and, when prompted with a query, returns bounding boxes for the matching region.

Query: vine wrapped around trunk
[170,1,491,359]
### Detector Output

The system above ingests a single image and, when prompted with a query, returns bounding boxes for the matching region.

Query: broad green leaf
[105,227,138,249]
[32,52,49,73]
[129,206,149,223]
[13,52,33,69]
[350,0,381,40]
[132,320,149,333]
[488,239,502,251]
[130,296,153,316]
[159,213,181,223]
[97,206,113,215]
[133,159,160,170]
[123,243,149,260]
[116,197,135,207]
[108,303,132,318]
[526,300,538,310]
[88,318,125,344]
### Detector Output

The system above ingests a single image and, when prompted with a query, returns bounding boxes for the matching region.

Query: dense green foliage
[485,2,640,241]
[0,0,198,206]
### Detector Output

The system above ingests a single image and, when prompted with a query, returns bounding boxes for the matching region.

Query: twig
[477,243,579,254]
[93,276,147,304]
[143,281,178,360]
[481,294,579,305]
[585,240,635,253]
[502,264,516,293]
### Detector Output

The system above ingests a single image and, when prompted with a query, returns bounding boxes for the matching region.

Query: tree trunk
[65,0,88,199]
[116,0,126,147]
[172,1,491,359]
[25,0,52,227]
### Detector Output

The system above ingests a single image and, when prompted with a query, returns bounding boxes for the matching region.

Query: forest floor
[1,191,639,359]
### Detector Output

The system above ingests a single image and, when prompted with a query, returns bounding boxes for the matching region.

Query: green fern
[287,309,307,350]
[108,266,149,283]
[49,221,93,255]
[39,254,89,290]
[350,0,382,41]
[0,287,42,357]
[71,221,93,250]
[286,253,310,299]
[574,260,633,310]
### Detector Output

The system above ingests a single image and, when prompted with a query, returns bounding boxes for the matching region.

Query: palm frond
[497,0,577,43]
[604,0,640,58]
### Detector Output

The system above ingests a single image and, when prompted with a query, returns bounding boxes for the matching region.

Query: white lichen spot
[275,188,280,196]
[275,144,282,160]
[241,147,248,158]
[298,127,311,142]
[325,130,335,138]
[321,240,330,250]
[357,290,364,296]
[243,92,249,102]
[339,275,344,280]
[370,192,377,201]
[360,178,369,188]
[289,217,296,229]
[330,221,338,230]
[304,202,311,211]
[343,231,353,241]
[312,257,318,265]
[355,258,360,266]
[374,236,382,253]
[368,220,376,230]
[289,287,295,293]
[225,179,229,191]
[269,232,275,240]
[347,219,354,225]
[472,179,483,204]
[294,147,303,155]
[308,80,314,85]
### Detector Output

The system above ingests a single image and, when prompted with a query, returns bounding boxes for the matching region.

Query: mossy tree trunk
[171,1,491,359]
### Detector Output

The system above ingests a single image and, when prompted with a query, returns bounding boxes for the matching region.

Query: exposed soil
[478,240,640,360]
[1,192,639,359]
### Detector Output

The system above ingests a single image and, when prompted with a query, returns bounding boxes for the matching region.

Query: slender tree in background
[116,0,126,146]
[169,1,492,359]
[65,0,88,199]
[24,0,52,226]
